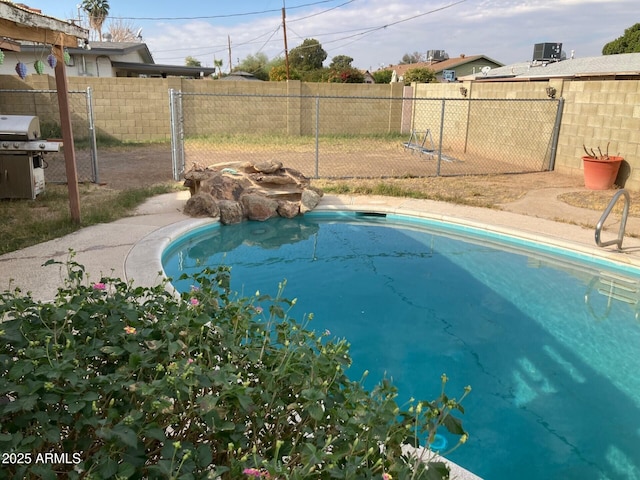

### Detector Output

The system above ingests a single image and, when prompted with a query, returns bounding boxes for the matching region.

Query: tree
[289,38,327,71]
[372,70,393,84]
[81,0,110,42]
[329,55,354,70]
[326,66,365,83]
[602,23,640,55]
[233,52,270,81]
[269,64,301,81]
[403,67,437,85]
[106,18,139,42]
[213,58,223,78]
[185,56,202,67]
[400,51,423,64]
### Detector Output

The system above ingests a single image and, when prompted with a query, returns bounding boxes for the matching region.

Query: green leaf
[67,401,86,414]
[196,444,213,468]
[144,426,166,442]
[442,415,465,435]
[301,388,325,402]
[81,391,100,402]
[100,458,119,478]
[117,462,136,479]
[113,425,139,448]
[100,346,125,356]
[307,402,325,421]
[168,341,182,357]
[425,461,450,480]
[8,361,33,379]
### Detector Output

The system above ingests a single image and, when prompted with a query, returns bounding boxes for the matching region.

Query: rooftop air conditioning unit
[533,43,562,62]
[426,50,448,62]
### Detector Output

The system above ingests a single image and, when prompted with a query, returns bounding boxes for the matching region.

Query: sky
[24,0,638,71]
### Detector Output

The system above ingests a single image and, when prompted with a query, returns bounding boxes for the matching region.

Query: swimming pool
[162,212,640,480]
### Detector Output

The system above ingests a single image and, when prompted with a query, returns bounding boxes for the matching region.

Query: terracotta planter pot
[582,155,623,190]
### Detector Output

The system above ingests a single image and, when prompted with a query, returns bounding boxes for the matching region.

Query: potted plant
[582,143,623,190]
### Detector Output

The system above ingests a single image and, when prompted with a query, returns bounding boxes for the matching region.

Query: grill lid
[0,115,41,140]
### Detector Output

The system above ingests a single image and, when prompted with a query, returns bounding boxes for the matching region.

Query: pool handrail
[595,189,630,250]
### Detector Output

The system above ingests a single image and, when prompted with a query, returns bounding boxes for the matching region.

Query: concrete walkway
[2,188,640,304]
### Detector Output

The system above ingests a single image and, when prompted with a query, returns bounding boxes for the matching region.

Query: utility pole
[227,35,232,72]
[282,4,290,80]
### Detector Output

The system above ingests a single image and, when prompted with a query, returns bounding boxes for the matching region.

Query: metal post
[436,99,446,176]
[86,86,99,183]
[315,96,320,179]
[169,89,185,181]
[548,98,564,171]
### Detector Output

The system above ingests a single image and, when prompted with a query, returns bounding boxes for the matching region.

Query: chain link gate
[0,87,99,183]
[169,90,562,180]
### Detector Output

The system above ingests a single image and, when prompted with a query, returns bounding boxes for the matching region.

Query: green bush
[0,255,470,479]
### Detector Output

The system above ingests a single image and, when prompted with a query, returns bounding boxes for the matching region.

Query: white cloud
[144,0,636,70]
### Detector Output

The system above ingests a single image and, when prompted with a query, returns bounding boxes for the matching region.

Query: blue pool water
[162,213,640,480]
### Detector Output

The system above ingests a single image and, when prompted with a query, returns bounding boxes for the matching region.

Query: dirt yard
[61,144,638,216]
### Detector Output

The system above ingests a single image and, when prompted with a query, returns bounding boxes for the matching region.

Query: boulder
[277,200,300,219]
[300,188,323,213]
[241,194,279,221]
[252,160,283,173]
[183,192,220,218]
[200,171,248,201]
[218,200,244,225]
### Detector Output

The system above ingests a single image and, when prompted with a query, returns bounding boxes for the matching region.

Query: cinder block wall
[414,79,640,189]
[556,80,640,189]
[1,75,639,189]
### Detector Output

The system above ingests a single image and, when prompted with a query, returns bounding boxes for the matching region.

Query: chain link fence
[170,90,563,180]
[0,88,98,183]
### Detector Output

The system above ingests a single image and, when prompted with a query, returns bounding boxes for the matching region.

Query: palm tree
[214,58,224,78]
[82,0,110,42]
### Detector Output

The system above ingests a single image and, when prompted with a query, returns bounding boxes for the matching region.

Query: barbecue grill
[0,115,61,199]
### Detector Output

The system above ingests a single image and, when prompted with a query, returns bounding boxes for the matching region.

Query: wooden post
[282,7,290,80]
[53,44,81,223]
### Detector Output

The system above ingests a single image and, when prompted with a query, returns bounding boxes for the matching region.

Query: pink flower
[243,468,270,478]
[187,358,194,364]
[254,306,263,314]
[382,474,393,480]
[189,297,199,306]
[124,326,136,334]
[93,282,106,290]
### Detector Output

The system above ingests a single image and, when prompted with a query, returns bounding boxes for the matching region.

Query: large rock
[241,194,279,221]
[182,160,323,223]
[218,200,244,225]
[184,192,220,218]
[277,200,300,218]
[200,171,248,200]
[300,188,322,214]
[251,160,283,174]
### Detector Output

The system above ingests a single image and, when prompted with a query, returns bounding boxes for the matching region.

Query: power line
[151,0,468,65]
[109,0,340,21]
[289,0,357,23]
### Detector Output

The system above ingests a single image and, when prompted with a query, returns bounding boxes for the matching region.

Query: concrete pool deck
[3,189,640,303]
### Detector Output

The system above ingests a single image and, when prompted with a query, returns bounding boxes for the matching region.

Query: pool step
[597,271,639,306]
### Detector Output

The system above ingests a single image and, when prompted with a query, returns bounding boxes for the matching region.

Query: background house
[0,40,217,79]
[460,52,640,81]
[382,52,503,83]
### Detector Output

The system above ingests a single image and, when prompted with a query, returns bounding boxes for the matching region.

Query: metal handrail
[595,189,630,249]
